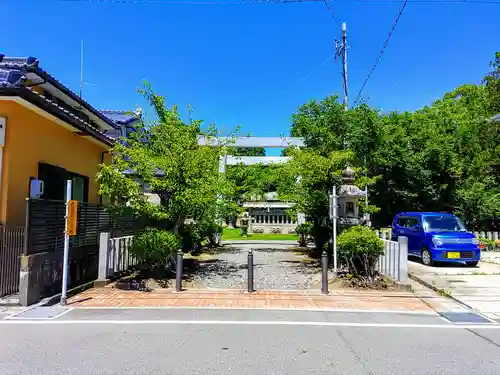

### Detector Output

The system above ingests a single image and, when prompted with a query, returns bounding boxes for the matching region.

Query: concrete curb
[394,281,413,293]
[408,272,477,312]
[38,280,96,307]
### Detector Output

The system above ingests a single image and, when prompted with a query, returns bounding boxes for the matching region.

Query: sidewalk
[68,286,434,312]
[409,259,500,320]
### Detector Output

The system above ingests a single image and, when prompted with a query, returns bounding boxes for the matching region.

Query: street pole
[332,185,338,277]
[60,179,72,306]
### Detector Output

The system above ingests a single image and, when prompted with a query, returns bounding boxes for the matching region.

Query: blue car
[391,212,480,267]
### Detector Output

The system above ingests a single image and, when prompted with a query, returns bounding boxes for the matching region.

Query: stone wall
[19,245,98,306]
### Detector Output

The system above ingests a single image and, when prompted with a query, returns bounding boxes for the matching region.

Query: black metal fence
[25,199,139,255]
[22,199,141,300]
[0,226,24,297]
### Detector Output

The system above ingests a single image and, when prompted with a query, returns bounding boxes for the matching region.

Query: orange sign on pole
[66,200,78,236]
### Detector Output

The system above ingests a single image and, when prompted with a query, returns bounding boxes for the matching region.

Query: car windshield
[422,215,466,232]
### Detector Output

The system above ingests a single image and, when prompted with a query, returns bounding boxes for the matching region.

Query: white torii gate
[198,135,306,228]
[197,136,305,173]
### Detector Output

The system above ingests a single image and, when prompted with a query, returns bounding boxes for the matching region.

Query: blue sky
[2,0,500,146]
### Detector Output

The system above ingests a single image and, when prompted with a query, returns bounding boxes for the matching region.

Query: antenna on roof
[79,39,84,99]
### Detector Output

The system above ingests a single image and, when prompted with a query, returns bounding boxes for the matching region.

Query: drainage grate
[441,312,491,324]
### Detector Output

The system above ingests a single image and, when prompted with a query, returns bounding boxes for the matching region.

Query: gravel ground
[187,244,322,290]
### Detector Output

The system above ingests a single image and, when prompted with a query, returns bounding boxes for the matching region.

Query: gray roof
[491,114,500,122]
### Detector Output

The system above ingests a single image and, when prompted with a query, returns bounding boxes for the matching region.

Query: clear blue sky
[3,0,500,144]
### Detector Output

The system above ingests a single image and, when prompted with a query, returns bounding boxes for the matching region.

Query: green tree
[97,83,230,236]
[484,51,500,114]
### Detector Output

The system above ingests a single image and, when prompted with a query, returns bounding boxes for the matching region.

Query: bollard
[247,250,254,293]
[321,251,329,294]
[175,250,183,292]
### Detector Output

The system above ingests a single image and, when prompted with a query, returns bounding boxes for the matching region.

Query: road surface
[1,307,500,374]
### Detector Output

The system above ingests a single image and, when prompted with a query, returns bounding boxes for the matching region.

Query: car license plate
[447,252,461,259]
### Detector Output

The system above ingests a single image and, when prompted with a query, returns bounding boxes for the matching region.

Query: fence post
[247,250,254,293]
[175,250,183,292]
[398,236,408,282]
[97,232,110,285]
[321,251,329,294]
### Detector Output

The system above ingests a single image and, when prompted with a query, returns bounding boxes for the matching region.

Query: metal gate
[0,226,24,297]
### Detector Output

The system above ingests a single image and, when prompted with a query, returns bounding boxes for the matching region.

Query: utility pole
[79,40,84,99]
[335,22,348,109]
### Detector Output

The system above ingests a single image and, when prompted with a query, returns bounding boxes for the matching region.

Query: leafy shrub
[196,220,223,247]
[478,237,498,251]
[131,227,180,265]
[337,226,384,281]
[180,220,223,251]
[179,224,201,252]
[296,222,313,247]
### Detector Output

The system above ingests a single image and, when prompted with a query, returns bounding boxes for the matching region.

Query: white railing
[375,232,408,283]
[98,233,137,281]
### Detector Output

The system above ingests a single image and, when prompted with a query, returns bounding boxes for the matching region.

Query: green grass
[221,227,299,241]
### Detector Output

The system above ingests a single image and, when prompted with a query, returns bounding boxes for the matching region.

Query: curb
[394,281,413,293]
[38,280,96,307]
[408,272,477,312]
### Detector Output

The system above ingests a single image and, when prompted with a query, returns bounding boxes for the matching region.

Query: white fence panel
[376,232,408,283]
[98,233,136,282]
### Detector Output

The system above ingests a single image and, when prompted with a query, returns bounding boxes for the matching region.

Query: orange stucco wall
[0,101,109,225]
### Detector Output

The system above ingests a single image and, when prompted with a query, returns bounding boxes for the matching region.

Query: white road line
[0,320,498,329]
[71,306,439,315]
[50,308,74,320]
[4,308,74,321]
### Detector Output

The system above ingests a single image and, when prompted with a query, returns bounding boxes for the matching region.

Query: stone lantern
[337,166,366,231]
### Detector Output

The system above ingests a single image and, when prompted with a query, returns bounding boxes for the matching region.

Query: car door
[405,216,422,256]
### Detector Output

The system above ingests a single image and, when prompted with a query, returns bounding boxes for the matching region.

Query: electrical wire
[322,0,341,25]
[354,0,409,103]
[382,0,467,102]
[58,0,500,4]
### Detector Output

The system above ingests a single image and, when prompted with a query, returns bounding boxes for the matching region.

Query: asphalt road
[1,308,500,375]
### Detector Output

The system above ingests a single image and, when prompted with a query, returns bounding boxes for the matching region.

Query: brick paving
[67,286,433,312]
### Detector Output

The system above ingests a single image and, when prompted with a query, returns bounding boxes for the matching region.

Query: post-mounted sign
[66,200,78,236]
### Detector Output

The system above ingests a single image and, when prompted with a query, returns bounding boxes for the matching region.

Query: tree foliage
[98,83,230,238]
[288,51,500,231]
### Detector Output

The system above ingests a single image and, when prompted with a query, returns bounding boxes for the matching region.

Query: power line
[322,0,341,25]
[58,0,500,4]
[354,0,409,104]
[383,0,466,102]
[59,0,328,4]
[300,53,336,81]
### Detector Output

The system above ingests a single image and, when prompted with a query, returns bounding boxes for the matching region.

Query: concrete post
[97,232,110,285]
[398,236,408,282]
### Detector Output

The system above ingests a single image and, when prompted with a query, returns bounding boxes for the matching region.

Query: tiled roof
[491,114,500,122]
[101,110,141,126]
[0,54,119,130]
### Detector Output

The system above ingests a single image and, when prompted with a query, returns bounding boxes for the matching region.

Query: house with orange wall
[0,55,138,226]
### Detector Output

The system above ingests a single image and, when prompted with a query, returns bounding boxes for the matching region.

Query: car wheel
[466,261,479,267]
[421,248,434,266]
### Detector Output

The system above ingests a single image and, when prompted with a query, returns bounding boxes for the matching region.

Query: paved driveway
[187,243,322,290]
[408,256,500,321]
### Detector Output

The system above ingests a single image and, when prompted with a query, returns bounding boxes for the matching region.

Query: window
[423,216,466,232]
[397,217,419,228]
[38,163,89,202]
